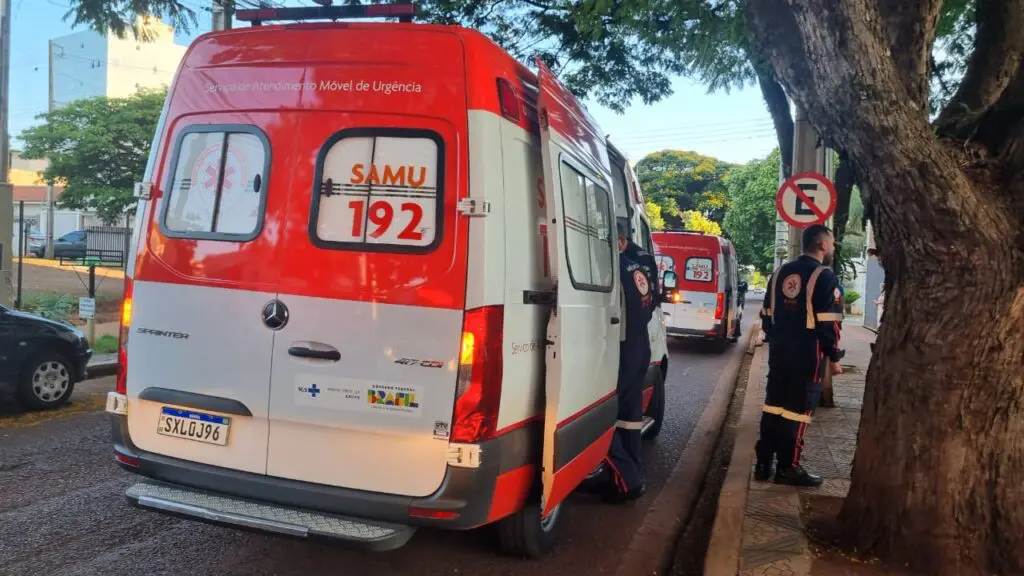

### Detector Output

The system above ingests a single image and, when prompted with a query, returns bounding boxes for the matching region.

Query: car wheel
[18,352,76,410]
[643,367,666,439]
[496,500,564,559]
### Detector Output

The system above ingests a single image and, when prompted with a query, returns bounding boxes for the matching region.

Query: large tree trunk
[747,1,1024,574]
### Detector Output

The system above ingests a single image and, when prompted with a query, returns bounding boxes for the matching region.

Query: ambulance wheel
[643,368,666,439]
[496,501,564,559]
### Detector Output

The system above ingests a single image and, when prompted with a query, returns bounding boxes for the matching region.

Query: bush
[844,290,861,305]
[22,292,75,322]
[93,334,119,354]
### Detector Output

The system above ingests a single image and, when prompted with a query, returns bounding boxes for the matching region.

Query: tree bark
[747,0,1024,574]
[755,66,795,177]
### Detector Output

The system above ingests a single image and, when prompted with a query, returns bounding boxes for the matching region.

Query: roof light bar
[236,3,416,25]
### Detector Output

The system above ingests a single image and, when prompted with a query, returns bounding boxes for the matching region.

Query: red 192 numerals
[349,200,425,241]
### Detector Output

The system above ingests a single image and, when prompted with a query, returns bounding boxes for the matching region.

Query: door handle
[610,317,621,325]
[288,346,341,361]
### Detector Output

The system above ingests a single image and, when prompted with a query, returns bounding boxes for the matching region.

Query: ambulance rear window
[311,128,443,254]
[685,257,714,282]
[559,160,614,292]
[162,125,269,241]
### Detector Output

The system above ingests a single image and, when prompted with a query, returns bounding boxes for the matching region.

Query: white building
[50,16,186,105]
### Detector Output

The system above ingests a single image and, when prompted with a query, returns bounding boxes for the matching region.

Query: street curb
[702,337,769,575]
[614,328,755,576]
[86,361,118,379]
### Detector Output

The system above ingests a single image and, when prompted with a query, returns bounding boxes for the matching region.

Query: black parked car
[30,229,87,259]
[0,304,92,409]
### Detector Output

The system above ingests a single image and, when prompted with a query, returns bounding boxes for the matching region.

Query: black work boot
[602,483,647,505]
[753,460,774,482]
[774,465,824,487]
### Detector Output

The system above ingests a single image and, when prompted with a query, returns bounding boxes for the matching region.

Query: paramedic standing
[603,220,654,503]
[755,224,845,487]
[622,227,661,306]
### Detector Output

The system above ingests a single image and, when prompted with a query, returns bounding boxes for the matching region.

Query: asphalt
[0,309,754,576]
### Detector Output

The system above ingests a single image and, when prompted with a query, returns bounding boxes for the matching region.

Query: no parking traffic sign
[776,172,837,228]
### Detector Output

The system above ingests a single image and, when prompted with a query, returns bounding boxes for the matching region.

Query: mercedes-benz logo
[262,300,289,331]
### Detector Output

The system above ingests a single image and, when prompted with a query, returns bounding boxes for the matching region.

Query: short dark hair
[802,224,833,253]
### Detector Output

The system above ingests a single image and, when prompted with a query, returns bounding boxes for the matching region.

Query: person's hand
[831,363,844,375]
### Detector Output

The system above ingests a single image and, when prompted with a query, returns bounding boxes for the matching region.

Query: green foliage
[19,89,166,224]
[931,0,975,115]
[64,0,197,38]
[644,201,666,231]
[749,269,768,288]
[634,150,734,228]
[844,290,861,305]
[94,335,120,354]
[21,293,76,322]
[722,148,779,274]
[679,210,722,235]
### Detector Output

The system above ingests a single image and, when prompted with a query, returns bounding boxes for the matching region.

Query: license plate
[157,407,230,446]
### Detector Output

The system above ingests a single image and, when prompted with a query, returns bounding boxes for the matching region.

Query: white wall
[51,19,186,106]
[52,30,110,104]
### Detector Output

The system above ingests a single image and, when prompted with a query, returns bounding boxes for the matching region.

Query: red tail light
[116,277,133,395]
[408,507,460,520]
[451,306,504,443]
[114,453,139,467]
[714,292,725,320]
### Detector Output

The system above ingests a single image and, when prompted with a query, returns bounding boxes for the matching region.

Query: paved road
[0,309,754,576]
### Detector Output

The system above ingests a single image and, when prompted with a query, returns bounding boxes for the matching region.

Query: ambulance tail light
[671,291,682,304]
[452,306,504,443]
[714,292,725,320]
[497,79,521,122]
[116,277,133,395]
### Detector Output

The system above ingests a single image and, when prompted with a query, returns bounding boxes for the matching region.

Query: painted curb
[614,327,755,576]
[702,338,769,575]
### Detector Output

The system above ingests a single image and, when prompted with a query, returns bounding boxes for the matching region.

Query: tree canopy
[633,150,734,229]
[19,89,166,224]
[721,148,778,274]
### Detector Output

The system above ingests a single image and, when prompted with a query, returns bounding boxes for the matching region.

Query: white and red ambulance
[105,4,668,558]
[653,230,742,349]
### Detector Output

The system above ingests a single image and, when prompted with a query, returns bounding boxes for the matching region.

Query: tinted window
[559,160,614,291]
[163,126,269,240]
[311,129,443,254]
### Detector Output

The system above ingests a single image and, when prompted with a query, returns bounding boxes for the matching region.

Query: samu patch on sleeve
[834,287,842,304]
[633,269,650,296]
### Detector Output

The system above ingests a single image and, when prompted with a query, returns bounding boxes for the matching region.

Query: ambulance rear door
[264,27,469,498]
[535,59,620,516]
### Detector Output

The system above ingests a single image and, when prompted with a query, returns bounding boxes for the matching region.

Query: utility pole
[212,0,233,31]
[0,0,12,306]
[788,105,826,259]
[44,40,55,259]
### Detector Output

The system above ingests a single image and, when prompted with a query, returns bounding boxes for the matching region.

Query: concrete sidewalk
[705,323,874,575]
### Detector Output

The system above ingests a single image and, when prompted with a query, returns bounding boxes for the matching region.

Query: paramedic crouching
[603,221,655,504]
[755,224,845,487]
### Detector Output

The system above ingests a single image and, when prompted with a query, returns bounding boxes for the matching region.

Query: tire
[643,367,666,439]
[496,500,564,559]
[18,352,76,410]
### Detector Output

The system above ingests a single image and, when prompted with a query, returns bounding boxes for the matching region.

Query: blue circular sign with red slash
[776,172,837,228]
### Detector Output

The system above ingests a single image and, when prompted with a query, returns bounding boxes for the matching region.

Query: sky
[8,0,779,166]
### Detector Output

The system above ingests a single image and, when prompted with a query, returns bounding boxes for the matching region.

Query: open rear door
[536,59,620,516]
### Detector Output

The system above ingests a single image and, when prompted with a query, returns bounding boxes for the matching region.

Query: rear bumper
[108,407,540,544]
[666,323,724,339]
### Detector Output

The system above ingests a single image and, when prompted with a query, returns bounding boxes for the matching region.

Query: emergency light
[236,3,416,25]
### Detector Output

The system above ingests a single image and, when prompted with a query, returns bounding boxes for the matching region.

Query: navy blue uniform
[756,255,844,472]
[623,240,660,307]
[605,254,654,495]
